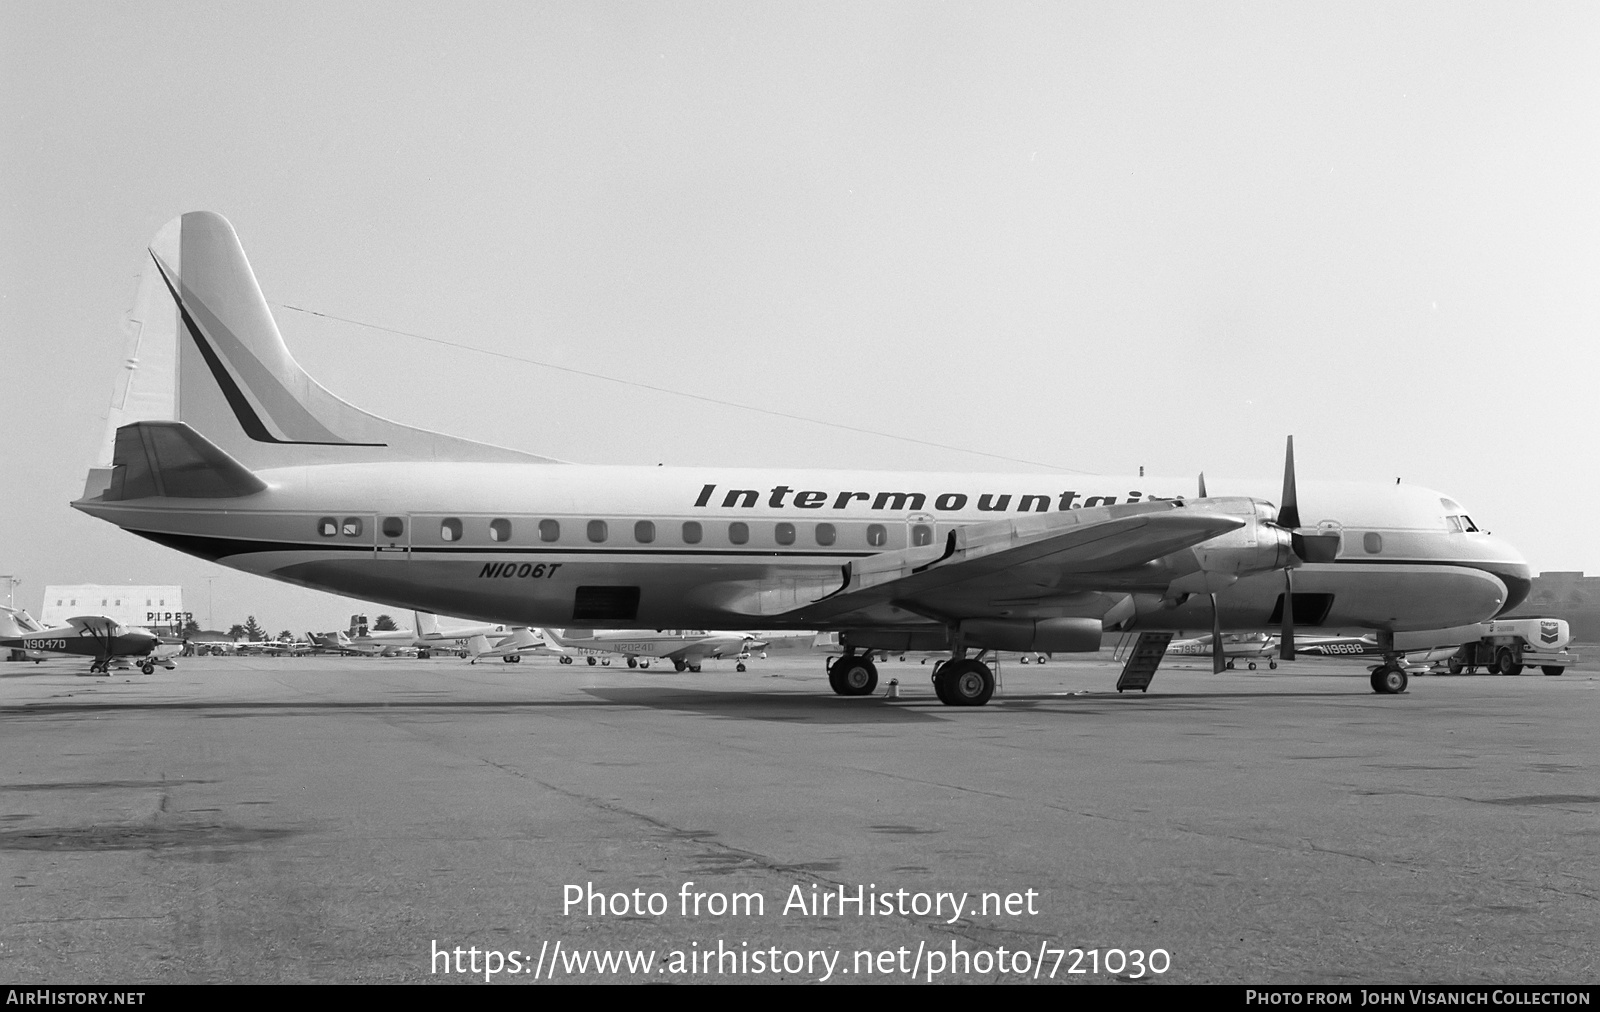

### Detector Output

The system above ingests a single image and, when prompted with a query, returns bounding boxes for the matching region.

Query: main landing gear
[827,648,997,705]
[1370,658,1409,694]
[931,655,995,706]
[827,654,878,696]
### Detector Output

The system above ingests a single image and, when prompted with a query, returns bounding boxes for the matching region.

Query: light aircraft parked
[0,615,177,674]
[71,212,1531,704]
[546,629,763,672]
[1168,632,1278,670]
[465,627,564,664]
[305,630,395,656]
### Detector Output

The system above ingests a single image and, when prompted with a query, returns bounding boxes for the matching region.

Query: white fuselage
[76,463,1530,637]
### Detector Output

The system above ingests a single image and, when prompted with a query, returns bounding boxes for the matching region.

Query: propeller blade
[1211,593,1225,674]
[1279,568,1296,660]
[1279,435,1300,529]
[1198,472,1208,499]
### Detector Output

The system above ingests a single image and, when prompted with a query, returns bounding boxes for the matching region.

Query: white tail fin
[99,211,557,471]
[414,611,440,637]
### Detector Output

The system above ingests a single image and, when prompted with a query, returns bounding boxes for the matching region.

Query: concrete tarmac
[1,650,1596,984]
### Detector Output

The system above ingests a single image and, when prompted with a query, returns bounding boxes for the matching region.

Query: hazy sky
[3,2,1597,632]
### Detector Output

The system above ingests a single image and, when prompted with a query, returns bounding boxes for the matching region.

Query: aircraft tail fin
[97,211,558,472]
[414,611,440,637]
[464,634,491,659]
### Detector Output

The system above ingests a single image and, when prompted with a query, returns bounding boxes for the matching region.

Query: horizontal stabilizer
[102,421,267,500]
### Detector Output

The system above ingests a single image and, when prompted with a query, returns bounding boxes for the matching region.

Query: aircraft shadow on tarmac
[2,686,1372,725]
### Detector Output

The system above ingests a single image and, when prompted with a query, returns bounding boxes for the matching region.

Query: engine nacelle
[1188,497,1297,577]
[960,618,1103,653]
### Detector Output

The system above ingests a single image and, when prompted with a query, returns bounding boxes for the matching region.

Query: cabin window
[911,524,933,546]
[682,521,703,545]
[1446,516,1464,533]
[1460,515,1480,532]
[588,519,609,543]
[1363,532,1383,554]
[319,517,338,537]
[539,519,560,542]
[634,520,656,544]
[489,519,511,542]
[816,523,836,547]
[867,524,887,547]
[440,518,463,542]
[382,516,404,539]
[775,522,795,546]
[729,522,749,545]
[342,517,362,537]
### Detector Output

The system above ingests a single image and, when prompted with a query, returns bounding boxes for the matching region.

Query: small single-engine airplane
[1168,631,1278,669]
[70,212,1533,704]
[0,615,177,675]
[546,629,764,672]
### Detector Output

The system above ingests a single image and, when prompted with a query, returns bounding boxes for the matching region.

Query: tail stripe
[150,253,383,447]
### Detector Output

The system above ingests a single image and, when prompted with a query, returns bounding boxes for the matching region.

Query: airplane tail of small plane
[85,211,555,492]
[414,611,440,638]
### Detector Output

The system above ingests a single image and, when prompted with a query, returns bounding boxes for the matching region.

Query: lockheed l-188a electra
[71,212,1530,704]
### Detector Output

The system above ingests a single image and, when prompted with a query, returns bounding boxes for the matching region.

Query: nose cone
[1474,534,1533,617]
[1493,561,1533,616]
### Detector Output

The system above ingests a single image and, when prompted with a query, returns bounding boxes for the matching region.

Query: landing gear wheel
[586,656,596,666]
[736,662,746,672]
[559,656,572,664]
[1268,660,1277,670]
[1371,665,1408,694]
[1247,662,1257,670]
[828,657,878,696]
[1495,650,1522,676]
[1447,657,1463,675]
[688,663,702,673]
[639,660,651,669]
[627,657,637,668]
[934,659,995,706]
[601,658,611,666]
[1542,666,1565,676]
[673,658,687,672]
[141,662,154,674]
[1225,660,1235,670]
[510,655,521,663]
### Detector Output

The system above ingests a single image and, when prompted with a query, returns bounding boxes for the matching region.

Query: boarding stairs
[1115,632,1173,693]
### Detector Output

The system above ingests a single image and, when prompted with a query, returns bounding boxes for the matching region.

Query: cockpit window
[1439,498,1481,533]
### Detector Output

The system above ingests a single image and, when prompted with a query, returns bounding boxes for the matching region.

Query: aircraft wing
[64,615,121,635]
[777,502,1245,625]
